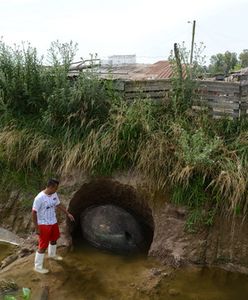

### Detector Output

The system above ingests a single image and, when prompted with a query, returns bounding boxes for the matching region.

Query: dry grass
[1,110,248,217]
[0,38,248,216]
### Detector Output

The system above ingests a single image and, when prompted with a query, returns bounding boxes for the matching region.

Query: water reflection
[1,241,248,299]
[0,242,15,262]
[59,241,248,300]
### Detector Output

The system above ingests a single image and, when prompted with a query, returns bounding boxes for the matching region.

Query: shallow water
[0,242,15,262]
[160,267,248,300]
[1,241,248,299]
[57,242,248,300]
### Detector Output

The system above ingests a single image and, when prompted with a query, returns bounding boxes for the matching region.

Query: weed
[0,39,248,220]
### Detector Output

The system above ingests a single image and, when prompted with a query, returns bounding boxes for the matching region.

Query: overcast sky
[0,0,247,64]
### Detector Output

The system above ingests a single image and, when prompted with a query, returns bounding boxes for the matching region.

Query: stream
[1,241,248,299]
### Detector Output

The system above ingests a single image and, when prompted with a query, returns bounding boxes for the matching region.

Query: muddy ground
[1,174,248,276]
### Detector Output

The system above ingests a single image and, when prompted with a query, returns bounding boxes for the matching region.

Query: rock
[0,279,18,295]
[150,268,162,276]
[176,207,187,217]
[18,248,34,258]
[31,278,40,282]
[168,288,180,296]
[40,286,49,300]
[0,254,18,270]
[0,227,21,245]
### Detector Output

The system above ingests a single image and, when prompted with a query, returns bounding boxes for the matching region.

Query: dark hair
[46,178,59,187]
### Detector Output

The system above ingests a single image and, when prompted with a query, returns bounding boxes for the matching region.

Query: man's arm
[56,204,75,222]
[32,210,40,234]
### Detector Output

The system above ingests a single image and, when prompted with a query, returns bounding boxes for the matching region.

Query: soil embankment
[1,173,248,274]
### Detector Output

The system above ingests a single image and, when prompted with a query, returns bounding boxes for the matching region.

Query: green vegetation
[3,287,30,300]
[208,49,248,76]
[0,279,30,300]
[0,39,248,230]
[239,49,248,68]
[209,51,238,76]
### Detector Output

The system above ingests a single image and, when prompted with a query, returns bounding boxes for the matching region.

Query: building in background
[107,55,136,65]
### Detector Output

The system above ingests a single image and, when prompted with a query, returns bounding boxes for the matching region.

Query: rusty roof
[68,60,186,80]
[144,61,174,79]
[97,61,176,80]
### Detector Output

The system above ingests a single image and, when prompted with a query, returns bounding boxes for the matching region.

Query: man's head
[46,178,59,194]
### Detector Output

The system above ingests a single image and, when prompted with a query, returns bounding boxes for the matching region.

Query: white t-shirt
[32,191,60,225]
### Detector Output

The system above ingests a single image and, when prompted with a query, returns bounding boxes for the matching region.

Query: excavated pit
[67,178,154,254]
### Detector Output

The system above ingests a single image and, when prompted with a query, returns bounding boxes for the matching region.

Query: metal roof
[144,61,174,79]
[68,60,178,80]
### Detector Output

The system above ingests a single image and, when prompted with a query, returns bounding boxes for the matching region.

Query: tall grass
[0,39,248,219]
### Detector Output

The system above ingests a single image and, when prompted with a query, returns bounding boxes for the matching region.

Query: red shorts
[38,223,60,250]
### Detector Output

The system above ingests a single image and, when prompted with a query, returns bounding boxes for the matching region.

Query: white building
[107,55,136,65]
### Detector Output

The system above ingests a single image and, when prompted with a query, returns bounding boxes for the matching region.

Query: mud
[1,242,248,300]
[1,174,248,274]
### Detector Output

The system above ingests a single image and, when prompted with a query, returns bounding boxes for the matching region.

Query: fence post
[240,81,248,117]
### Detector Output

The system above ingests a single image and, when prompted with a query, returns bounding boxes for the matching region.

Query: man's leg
[34,225,50,274]
[48,223,62,261]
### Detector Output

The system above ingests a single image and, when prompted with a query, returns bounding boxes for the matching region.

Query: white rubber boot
[48,244,63,261]
[34,252,49,274]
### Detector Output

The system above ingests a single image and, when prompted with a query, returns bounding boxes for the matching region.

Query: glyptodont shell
[80,204,145,253]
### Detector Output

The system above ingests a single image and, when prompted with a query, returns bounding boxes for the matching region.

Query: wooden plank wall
[113,79,248,119]
[240,81,248,116]
[196,81,240,119]
[112,79,171,102]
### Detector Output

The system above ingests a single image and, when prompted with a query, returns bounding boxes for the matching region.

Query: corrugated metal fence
[112,79,248,119]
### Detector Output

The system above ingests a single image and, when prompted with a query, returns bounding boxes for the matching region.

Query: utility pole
[190,20,196,66]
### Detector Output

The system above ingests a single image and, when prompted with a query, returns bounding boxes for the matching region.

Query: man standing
[32,178,75,274]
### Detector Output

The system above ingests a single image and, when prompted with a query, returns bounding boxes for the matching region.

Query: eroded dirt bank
[1,173,248,274]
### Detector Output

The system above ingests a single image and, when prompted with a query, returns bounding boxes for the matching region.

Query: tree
[239,49,248,68]
[209,51,238,76]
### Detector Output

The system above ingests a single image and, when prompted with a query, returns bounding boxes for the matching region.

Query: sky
[0,0,247,64]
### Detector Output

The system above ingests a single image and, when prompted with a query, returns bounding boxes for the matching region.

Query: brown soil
[1,174,248,274]
[0,247,171,300]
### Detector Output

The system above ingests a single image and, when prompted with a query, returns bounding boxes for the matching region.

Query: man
[32,178,75,274]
